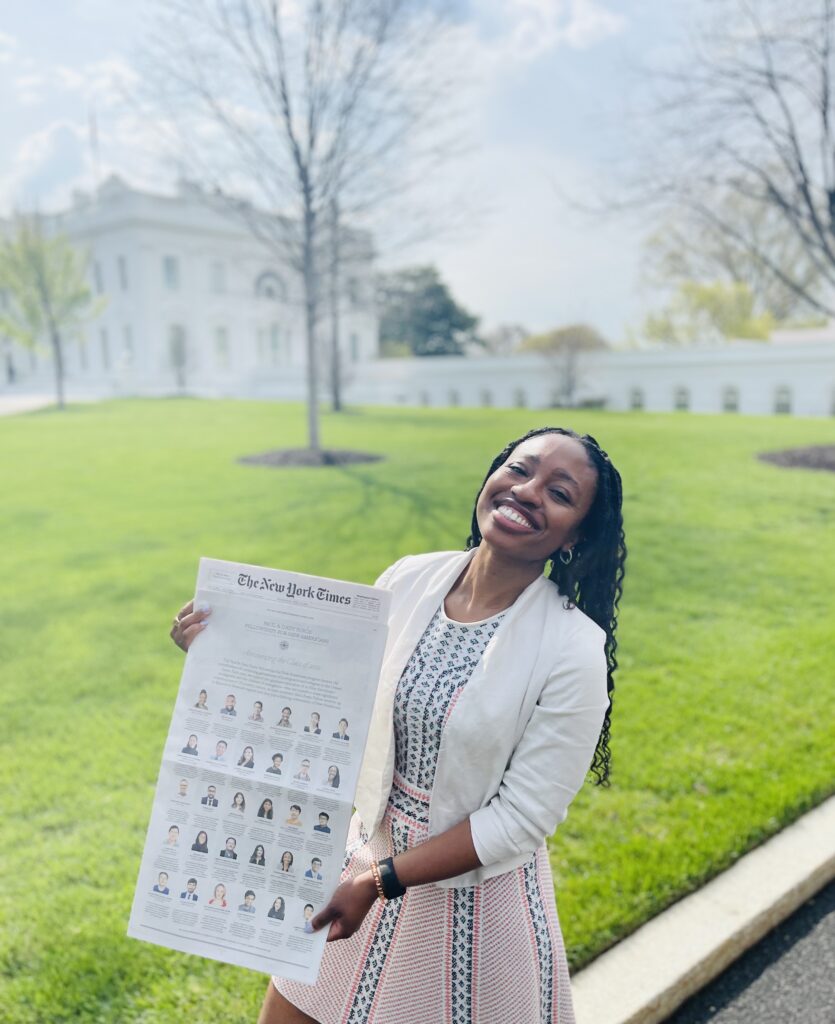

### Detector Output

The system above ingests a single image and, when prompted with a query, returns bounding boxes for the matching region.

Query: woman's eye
[551,491,569,503]
[509,464,525,475]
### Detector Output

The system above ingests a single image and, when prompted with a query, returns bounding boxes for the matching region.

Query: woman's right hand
[170,600,211,652]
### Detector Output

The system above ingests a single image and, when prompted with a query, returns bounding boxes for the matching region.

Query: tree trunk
[50,326,65,410]
[303,201,321,452]
[329,199,342,413]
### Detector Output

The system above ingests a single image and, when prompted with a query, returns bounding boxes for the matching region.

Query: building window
[255,271,286,301]
[118,255,128,291]
[629,387,644,410]
[269,323,281,366]
[673,386,689,411]
[100,328,110,371]
[78,335,88,372]
[93,261,104,295]
[123,325,133,365]
[448,389,460,407]
[722,385,739,412]
[163,256,180,291]
[774,385,792,414]
[514,388,527,408]
[210,261,226,294]
[215,327,229,369]
[169,325,187,387]
[350,332,359,363]
[480,388,493,407]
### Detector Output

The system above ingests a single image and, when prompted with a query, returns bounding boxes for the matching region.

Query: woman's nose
[511,481,540,505]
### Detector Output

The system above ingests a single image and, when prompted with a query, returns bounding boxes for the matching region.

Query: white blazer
[354,548,610,888]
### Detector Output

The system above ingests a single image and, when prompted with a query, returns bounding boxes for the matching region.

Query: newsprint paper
[128,557,391,984]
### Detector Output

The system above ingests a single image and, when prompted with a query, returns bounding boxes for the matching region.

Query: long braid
[466,426,627,786]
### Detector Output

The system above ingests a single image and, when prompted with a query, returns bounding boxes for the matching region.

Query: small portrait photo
[332,718,350,741]
[293,759,312,783]
[278,850,294,874]
[323,765,341,789]
[276,706,293,729]
[238,889,257,913]
[249,844,267,867]
[219,836,238,860]
[268,895,286,920]
[266,752,284,775]
[237,745,255,769]
[175,778,190,799]
[191,830,209,854]
[313,811,331,834]
[230,791,246,813]
[194,689,209,710]
[180,878,199,902]
[304,857,323,881]
[257,797,274,820]
[209,740,228,763]
[164,824,180,848]
[248,700,264,722]
[181,733,199,756]
[200,784,219,807]
[208,883,227,908]
[220,693,237,717]
[304,711,321,735]
[303,903,315,933]
[285,804,302,828]
[152,871,170,895]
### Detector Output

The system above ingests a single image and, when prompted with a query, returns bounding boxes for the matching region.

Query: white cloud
[0,31,18,64]
[0,120,89,210]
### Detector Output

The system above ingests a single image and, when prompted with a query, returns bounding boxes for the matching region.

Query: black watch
[377,856,406,899]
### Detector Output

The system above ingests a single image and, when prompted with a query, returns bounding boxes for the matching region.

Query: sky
[0,0,688,341]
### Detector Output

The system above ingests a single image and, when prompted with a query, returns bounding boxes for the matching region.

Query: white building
[0,175,379,397]
[2,176,833,416]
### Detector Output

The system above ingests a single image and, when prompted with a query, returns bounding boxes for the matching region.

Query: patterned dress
[273,603,575,1024]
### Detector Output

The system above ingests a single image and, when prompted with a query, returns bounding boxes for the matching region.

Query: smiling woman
[171,426,626,1024]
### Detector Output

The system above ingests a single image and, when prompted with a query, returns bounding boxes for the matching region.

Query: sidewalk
[570,793,835,1024]
[0,393,56,416]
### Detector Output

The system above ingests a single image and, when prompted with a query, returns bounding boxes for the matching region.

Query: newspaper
[127,557,391,984]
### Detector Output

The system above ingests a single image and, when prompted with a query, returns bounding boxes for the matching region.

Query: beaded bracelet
[370,860,387,902]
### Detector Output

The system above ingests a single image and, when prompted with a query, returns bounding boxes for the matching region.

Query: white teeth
[497,505,535,529]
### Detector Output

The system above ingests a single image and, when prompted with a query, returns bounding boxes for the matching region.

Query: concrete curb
[570,793,835,1024]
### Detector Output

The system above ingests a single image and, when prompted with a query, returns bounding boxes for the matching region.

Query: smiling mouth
[494,503,538,530]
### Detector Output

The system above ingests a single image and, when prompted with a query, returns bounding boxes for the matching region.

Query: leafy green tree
[518,323,608,406]
[0,216,99,409]
[377,266,480,357]
[642,280,773,346]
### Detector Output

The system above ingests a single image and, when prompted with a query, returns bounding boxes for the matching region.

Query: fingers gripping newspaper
[128,558,391,984]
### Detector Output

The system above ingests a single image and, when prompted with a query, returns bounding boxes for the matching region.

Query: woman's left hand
[312,872,379,942]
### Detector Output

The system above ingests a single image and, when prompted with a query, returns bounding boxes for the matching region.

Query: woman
[171,427,625,1024]
[194,689,209,710]
[231,792,246,813]
[257,798,274,820]
[238,746,255,769]
[250,844,267,867]
[191,831,209,854]
[323,765,340,789]
[208,883,227,908]
[268,896,286,921]
[180,734,198,756]
[304,712,321,735]
[279,851,294,874]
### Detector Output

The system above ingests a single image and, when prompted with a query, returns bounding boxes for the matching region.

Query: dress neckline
[439,601,510,627]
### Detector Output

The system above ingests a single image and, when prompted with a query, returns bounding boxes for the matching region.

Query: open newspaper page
[128,557,391,984]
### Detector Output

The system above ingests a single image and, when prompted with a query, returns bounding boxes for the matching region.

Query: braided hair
[466,426,626,786]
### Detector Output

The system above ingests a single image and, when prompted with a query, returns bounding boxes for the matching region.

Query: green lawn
[1,399,833,1022]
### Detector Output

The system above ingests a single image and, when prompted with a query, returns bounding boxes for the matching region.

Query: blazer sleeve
[373,555,410,590]
[467,623,610,867]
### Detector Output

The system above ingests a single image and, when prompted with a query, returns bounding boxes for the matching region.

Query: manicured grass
[1,399,834,1021]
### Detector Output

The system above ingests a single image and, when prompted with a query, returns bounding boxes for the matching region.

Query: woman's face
[197,831,207,845]
[234,793,243,806]
[282,852,292,869]
[256,845,264,858]
[475,434,598,565]
[273,897,283,911]
[244,746,253,759]
[327,766,337,780]
[188,735,197,747]
[215,884,225,899]
[263,799,273,812]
